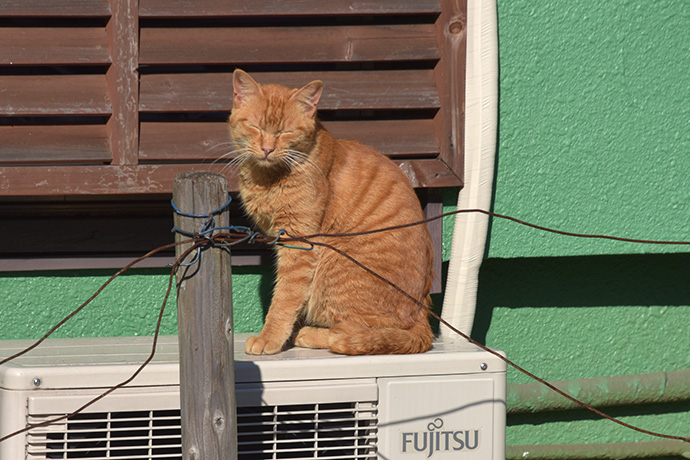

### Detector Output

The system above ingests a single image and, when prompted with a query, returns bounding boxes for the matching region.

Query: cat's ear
[292,80,323,118]
[233,69,262,107]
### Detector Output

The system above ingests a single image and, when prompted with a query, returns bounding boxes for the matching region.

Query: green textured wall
[492,0,689,258]
[0,0,688,454]
[0,267,267,340]
[482,0,690,449]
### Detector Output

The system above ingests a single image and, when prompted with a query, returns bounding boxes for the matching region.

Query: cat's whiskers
[284,149,325,179]
[216,148,252,175]
[279,154,317,193]
[283,148,326,190]
[209,139,249,165]
[206,141,240,153]
[213,146,247,163]
[198,141,248,167]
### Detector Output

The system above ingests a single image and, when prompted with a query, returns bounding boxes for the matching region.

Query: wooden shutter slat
[0,165,192,195]
[0,125,110,164]
[327,120,439,157]
[0,160,454,196]
[139,120,438,162]
[140,0,441,17]
[139,25,439,65]
[140,70,440,112]
[0,28,110,65]
[0,75,110,116]
[138,123,227,162]
[0,1,110,17]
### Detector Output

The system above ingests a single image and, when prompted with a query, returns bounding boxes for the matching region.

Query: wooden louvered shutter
[0,0,466,283]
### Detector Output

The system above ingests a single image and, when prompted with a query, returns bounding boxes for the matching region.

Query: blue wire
[170,195,313,268]
[170,195,233,219]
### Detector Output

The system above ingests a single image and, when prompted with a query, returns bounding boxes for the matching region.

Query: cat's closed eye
[248,125,292,137]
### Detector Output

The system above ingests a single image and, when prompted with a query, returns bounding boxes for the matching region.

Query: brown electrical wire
[0,240,205,444]
[300,208,690,246]
[1,209,688,445]
[0,241,180,368]
[302,238,690,445]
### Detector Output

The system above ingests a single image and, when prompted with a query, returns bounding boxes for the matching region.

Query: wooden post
[173,171,237,460]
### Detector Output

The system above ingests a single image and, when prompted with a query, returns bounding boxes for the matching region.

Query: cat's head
[228,69,323,168]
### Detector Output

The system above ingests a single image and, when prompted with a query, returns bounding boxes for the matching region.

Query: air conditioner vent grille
[27,410,181,460]
[27,401,378,460]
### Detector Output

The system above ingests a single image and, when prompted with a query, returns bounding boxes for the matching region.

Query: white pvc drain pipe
[441,0,499,340]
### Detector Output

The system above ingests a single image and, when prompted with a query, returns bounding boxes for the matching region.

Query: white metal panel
[28,386,180,414]
[0,387,28,459]
[238,379,378,406]
[377,375,503,459]
[0,334,506,390]
[0,335,180,391]
[24,379,377,414]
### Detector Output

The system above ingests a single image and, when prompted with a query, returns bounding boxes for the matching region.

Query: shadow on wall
[507,399,690,428]
[472,252,690,344]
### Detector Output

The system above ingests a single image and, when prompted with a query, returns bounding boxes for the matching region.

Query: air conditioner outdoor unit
[0,334,505,459]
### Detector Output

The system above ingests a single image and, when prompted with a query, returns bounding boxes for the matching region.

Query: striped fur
[229,70,434,355]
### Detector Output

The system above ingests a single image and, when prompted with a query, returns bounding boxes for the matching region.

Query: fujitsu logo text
[401,418,479,457]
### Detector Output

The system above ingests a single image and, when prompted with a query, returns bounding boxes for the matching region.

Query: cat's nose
[262,147,274,158]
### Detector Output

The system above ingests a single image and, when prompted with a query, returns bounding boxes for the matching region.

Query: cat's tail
[328,319,434,355]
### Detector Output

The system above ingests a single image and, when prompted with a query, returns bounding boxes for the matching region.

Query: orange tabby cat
[229,69,434,355]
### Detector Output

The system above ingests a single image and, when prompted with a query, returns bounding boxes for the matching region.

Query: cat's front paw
[245,335,284,355]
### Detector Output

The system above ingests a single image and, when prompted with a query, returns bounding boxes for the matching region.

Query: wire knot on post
[171,195,238,266]
[171,195,234,241]
[170,196,312,266]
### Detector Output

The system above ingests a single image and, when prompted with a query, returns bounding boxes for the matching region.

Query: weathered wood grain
[0,159,460,196]
[106,0,140,166]
[173,172,237,460]
[140,0,441,17]
[139,24,439,65]
[0,75,110,116]
[434,0,467,181]
[0,28,110,65]
[397,158,462,188]
[139,70,440,112]
[0,165,216,195]
[0,125,110,164]
[139,120,439,161]
[0,0,110,17]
